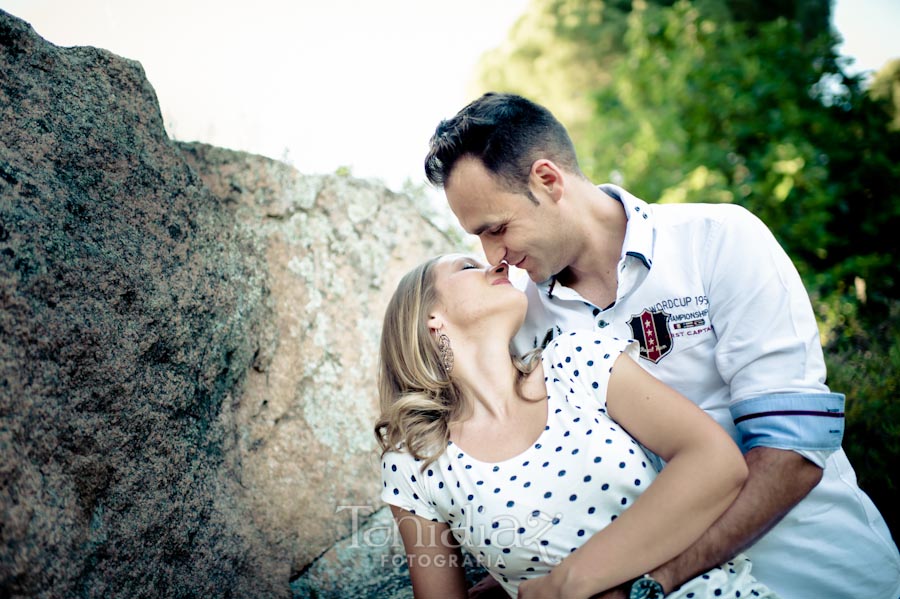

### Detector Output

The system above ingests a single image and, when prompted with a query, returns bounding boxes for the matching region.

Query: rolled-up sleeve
[701,205,844,456]
[730,392,845,454]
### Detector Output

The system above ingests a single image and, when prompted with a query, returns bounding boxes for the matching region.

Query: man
[424,92,900,598]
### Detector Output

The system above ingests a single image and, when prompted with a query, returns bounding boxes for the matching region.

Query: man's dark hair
[424,93,583,197]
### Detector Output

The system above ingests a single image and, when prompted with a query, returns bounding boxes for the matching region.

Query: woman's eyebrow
[453,257,484,269]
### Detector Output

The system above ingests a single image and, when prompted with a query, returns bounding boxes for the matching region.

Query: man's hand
[646,446,823,591]
[588,583,628,599]
[467,574,508,599]
[517,571,566,599]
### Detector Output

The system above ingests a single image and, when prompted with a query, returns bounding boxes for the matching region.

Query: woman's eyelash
[461,263,478,270]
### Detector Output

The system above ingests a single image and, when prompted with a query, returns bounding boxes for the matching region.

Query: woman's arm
[521,353,748,599]
[390,504,470,599]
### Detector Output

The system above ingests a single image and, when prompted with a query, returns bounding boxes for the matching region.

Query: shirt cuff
[730,392,845,454]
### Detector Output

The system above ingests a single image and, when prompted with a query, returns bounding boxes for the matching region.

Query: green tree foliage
[825,301,900,544]
[473,0,830,152]
[586,2,899,307]
[471,0,621,133]
[473,0,900,539]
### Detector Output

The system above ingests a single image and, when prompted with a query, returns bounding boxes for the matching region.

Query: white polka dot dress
[382,331,776,598]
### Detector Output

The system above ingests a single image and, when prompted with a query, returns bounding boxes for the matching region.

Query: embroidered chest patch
[627,309,673,363]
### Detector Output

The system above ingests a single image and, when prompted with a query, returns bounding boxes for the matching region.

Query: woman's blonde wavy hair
[374,256,541,470]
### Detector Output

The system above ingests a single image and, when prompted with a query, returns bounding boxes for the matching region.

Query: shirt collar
[599,184,654,270]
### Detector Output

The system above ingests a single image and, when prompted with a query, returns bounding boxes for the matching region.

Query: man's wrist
[645,566,674,596]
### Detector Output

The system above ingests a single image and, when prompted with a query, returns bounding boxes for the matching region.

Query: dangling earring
[438,333,454,375]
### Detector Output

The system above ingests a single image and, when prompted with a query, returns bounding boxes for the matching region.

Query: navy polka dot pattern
[381,332,775,599]
[669,556,776,598]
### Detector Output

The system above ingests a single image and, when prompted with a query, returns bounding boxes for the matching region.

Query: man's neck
[556,184,627,309]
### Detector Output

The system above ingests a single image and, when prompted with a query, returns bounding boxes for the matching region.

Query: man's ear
[529,159,564,202]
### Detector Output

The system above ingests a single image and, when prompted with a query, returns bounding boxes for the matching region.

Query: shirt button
[598,320,608,328]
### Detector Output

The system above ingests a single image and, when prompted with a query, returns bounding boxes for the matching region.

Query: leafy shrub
[824,301,900,544]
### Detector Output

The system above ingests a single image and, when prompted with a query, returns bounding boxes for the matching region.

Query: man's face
[444,156,569,283]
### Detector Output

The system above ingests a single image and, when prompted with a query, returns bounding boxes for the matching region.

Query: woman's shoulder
[543,329,634,357]
[381,443,448,476]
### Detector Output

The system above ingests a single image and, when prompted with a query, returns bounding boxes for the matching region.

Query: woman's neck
[451,334,524,420]
[448,341,547,463]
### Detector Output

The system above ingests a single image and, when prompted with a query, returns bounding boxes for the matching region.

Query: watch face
[629,576,665,599]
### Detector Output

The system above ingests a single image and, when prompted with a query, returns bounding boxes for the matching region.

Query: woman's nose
[489,262,507,275]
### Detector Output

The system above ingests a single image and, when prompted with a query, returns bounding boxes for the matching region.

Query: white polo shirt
[512,185,900,599]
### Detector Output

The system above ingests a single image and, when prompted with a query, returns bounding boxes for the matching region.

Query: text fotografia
[382,552,507,569]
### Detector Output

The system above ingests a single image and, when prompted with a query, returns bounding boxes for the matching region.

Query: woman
[375,255,776,599]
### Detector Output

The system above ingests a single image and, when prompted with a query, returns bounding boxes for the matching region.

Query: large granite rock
[179,143,455,578]
[0,8,282,598]
[0,9,457,597]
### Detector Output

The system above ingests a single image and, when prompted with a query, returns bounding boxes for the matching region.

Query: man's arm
[647,446,822,593]
[683,206,834,569]
[593,447,822,599]
[597,206,834,598]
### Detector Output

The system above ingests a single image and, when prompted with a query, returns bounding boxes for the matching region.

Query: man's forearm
[647,446,823,593]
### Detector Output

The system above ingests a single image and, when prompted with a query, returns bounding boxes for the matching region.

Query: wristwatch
[628,573,665,599]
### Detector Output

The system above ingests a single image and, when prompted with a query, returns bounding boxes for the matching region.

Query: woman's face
[429,254,527,336]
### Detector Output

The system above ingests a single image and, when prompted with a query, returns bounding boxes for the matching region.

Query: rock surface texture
[179,142,454,579]
[0,10,456,597]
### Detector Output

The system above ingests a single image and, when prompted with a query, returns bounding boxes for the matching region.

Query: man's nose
[481,238,506,267]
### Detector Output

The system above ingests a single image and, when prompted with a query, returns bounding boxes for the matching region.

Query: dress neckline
[447,353,553,467]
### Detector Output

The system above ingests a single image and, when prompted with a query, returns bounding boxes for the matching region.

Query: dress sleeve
[380,450,443,522]
[546,331,639,413]
[701,205,845,455]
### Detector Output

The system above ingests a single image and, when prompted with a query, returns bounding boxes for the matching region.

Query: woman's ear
[426,313,443,335]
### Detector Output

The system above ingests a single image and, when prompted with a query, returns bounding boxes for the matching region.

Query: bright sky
[1,0,898,193]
